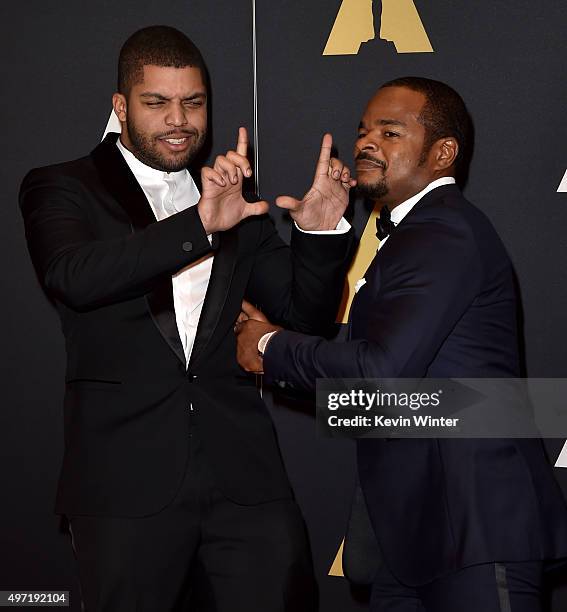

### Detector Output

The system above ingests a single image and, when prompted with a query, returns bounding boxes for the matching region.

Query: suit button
[188,374,198,383]
[182,241,193,252]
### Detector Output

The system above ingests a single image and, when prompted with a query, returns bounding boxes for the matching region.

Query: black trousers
[370,559,543,612]
[68,431,317,611]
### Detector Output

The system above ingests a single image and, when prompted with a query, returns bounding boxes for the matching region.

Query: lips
[355,159,385,171]
[158,134,193,152]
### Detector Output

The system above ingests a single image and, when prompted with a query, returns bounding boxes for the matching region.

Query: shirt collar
[390,176,456,226]
[116,137,188,185]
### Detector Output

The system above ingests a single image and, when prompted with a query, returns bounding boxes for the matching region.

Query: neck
[378,174,456,210]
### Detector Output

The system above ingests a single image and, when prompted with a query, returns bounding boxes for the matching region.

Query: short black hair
[380,76,472,171]
[118,26,207,96]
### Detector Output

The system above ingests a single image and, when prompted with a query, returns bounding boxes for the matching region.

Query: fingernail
[246,169,252,177]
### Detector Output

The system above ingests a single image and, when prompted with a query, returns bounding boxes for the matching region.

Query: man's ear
[112,93,128,123]
[433,137,459,171]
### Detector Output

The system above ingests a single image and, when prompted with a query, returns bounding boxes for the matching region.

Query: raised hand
[276,133,356,231]
[198,127,269,233]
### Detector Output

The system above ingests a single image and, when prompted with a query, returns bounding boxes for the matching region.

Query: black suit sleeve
[245,217,355,337]
[19,168,214,311]
[263,219,482,388]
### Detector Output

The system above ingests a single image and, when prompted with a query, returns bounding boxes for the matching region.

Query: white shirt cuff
[258,331,278,356]
[293,217,351,235]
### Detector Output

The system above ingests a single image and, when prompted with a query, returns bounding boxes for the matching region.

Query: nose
[165,102,188,127]
[354,134,379,157]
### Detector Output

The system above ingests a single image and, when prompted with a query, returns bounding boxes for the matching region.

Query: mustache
[355,152,386,169]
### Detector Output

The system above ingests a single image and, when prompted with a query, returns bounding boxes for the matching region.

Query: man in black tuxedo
[19,26,355,611]
[236,77,567,611]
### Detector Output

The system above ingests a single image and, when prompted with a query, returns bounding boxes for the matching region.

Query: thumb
[241,200,269,219]
[275,195,302,211]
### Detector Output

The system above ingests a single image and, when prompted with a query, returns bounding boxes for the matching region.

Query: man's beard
[356,177,389,201]
[125,119,206,172]
[354,152,389,201]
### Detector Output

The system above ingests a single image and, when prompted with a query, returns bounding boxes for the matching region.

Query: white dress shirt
[116,139,212,365]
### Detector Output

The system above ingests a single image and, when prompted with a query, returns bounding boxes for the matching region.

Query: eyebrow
[359,118,407,129]
[140,92,207,101]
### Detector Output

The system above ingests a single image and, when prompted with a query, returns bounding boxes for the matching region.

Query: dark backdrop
[2,1,567,610]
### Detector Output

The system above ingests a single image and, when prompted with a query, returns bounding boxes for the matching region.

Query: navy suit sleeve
[20,168,214,311]
[263,218,482,389]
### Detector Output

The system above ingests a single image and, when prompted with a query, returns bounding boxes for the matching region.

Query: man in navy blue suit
[236,77,567,611]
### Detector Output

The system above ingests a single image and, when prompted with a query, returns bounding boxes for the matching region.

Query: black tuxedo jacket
[264,183,567,585]
[19,132,354,517]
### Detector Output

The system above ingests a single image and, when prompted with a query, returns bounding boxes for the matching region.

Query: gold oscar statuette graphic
[336,205,381,324]
[330,207,382,574]
[329,538,346,576]
[323,0,433,56]
[331,206,384,573]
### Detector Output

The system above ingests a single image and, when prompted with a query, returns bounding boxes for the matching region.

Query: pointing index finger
[315,133,333,176]
[236,127,249,157]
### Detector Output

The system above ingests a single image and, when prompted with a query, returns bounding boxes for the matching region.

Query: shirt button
[182,241,193,252]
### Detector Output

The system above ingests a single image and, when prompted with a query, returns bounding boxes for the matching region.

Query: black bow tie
[376,206,396,240]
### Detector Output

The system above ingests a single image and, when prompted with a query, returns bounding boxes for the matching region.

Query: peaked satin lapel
[189,228,238,370]
[91,132,185,365]
[91,132,156,230]
[145,285,186,366]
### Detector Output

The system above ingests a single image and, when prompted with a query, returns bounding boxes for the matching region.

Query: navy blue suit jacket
[265,183,567,585]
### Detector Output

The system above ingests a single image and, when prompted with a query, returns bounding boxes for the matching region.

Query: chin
[164,158,191,172]
[356,180,388,201]
[152,151,192,172]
